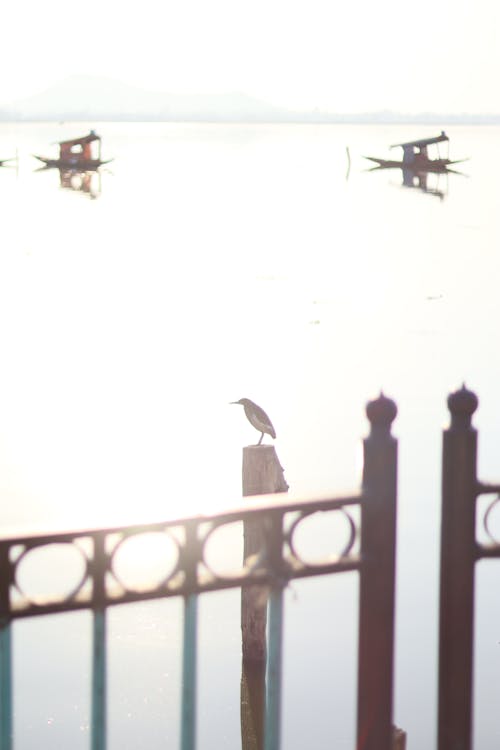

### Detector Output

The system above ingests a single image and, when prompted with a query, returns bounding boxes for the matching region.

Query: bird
[230,398,276,445]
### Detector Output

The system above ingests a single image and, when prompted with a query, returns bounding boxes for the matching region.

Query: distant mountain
[3,74,292,122]
[2,74,500,124]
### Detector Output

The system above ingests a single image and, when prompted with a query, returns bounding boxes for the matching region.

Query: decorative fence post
[438,386,478,750]
[357,393,398,750]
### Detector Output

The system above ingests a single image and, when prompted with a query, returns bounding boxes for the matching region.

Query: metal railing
[438,385,500,750]
[0,393,398,750]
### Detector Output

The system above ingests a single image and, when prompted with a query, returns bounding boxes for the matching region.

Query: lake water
[1,122,500,748]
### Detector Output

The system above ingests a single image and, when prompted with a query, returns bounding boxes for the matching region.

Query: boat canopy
[391,131,448,150]
[57,130,101,148]
[57,130,101,162]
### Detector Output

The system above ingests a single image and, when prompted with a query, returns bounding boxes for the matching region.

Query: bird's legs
[257,432,264,446]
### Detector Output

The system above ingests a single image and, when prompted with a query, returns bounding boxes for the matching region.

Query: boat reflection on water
[0,157,17,169]
[365,131,467,200]
[400,167,448,200]
[58,168,102,199]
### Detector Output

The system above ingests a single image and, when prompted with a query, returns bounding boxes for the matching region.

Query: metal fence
[438,385,500,750]
[0,393,398,750]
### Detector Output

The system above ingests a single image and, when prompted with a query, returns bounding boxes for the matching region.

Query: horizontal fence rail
[0,392,399,750]
[0,493,363,620]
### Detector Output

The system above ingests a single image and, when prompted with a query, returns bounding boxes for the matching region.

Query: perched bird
[231,398,276,445]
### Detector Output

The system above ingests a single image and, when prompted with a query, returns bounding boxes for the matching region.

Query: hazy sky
[3,0,499,113]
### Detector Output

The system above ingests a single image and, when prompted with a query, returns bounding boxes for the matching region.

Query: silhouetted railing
[0,393,399,750]
[438,386,500,750]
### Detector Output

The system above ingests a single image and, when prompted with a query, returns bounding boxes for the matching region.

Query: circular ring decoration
[201,519,265,581]
[287,507,357,567]
[14,541,90,607]
[110,530,180,594]
[483,495,500,544]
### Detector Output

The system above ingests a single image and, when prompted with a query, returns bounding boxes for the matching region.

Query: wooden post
[438,386,478,750]
[240,444,287,750]
[241,445,288,662]
[240,660,266,750]
[357,393,398,750]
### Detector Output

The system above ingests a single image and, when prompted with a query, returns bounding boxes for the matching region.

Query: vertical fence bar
[0,620,12,750]
[437,386,478,750]
[264,585,284,750]
[91,609,107,750]
[0,543,12,750]
[181,593,198,750]
[181,521,198,750]
[357,393,398,750]
[263,511,285,750]
[91,533,107,750]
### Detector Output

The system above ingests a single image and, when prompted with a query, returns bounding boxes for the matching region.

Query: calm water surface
[1,122,500,748]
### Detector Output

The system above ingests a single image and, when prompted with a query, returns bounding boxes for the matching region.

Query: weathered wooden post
[357,393,398,750]
[240,660,266,750]
[241,445,288,662]
[437,385,478,750]
[240,444,288,750]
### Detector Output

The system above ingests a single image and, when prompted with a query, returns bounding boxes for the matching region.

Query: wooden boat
[364,131,466,173]
[33,130,112,170]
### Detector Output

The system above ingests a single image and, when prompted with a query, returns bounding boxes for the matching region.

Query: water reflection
[0,156,17,169]
[401,167,448,200]
[33,165,103,198]
[58,168,102,199]
[368,163,467,200]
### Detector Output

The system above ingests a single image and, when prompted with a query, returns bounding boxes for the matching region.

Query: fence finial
[366,392,397,434]
[447,385,478,428]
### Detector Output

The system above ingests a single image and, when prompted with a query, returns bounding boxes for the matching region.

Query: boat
[364,131,466,173]
[33,130,112,170]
